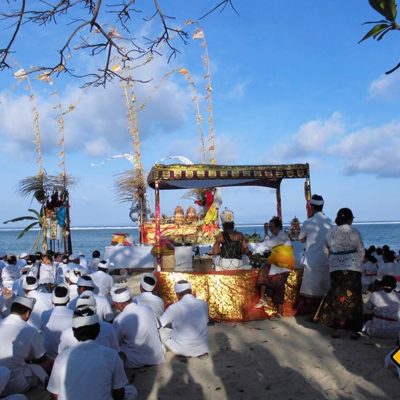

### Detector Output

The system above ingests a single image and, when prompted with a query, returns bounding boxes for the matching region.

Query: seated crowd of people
[0,250,209,399]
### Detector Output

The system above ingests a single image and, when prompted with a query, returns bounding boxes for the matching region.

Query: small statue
[186,206,198,224]
[288,216,301,241]
[174,206,185,225]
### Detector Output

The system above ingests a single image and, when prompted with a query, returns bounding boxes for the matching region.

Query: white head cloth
[174,281,192,293]
[52,284,70,305]
[68,269,80,284]
[22,276,39,291]
[68,253,79,261]
[98,260,109,270]
[19,252,29,259]
[140,273,157,292]
[72,312,99,328]
[310,196,324,206]
[111,287,131,303]
[13,296,36,310]
[77,291,97,308]
[77,277,95,289]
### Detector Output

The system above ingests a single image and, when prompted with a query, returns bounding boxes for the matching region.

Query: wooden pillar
[304,177,312,218]
[154,182,162,270]
[276,184,282,221]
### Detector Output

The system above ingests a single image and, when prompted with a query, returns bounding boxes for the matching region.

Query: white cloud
[0,58,191,160]
[271,112,345,159]
[368,73,400,100]
[221,78,252,100]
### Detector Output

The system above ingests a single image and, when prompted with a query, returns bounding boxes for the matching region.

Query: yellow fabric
[204,204,218,224]
[267,244,295,270]
[155,269,304,321]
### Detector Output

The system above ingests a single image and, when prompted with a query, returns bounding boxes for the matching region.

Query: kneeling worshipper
[40,284,74,357]
[211,208,252,271]
[89,260,114,297]
[112,287,165,368]
[362,275,400,338]
[68,276,114,322]
[133,273,165,319]
[159,280,209,358]
[316,208,365,339]
[254,217,295,316]
[361,253,378,293]
[0,297,53,396]
[58,293,119,353]
[47,307,137,400]
[22,276,52,330]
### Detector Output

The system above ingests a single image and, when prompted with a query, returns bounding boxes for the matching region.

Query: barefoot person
[254,217,295,316]
[317,208,365,339]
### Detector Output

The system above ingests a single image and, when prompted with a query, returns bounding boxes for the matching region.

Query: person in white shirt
[89,260,114,297]
[298,194,334,313]
[38,255,56,288]
[112,287,165,368]
[58,293,119,354]
[16,253,29,271]
[317,208,365,339]
[159,280,209,357]
[68,276,114,321]
[89,250,101,273]
[68,253,87,275]
[40,285,74,357]
[361,253,378,293]
[0,297,53,396]
[133,273,165,319]
[65,267,81,301]
[1,255,20,292]
[363,275,400,338]
[254,217,293,315]
[22,276,52,330]
[47,307,137,400]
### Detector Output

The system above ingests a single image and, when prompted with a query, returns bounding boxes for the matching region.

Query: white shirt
[26,291,53,330]
[326,224,365,273]
[39,263,55,285]
[377,262,400,281]
[58,321,120,354]
[1,265,20,290]
[262,230,292,275]
[113,302,165,367]
[0,314,45,393]
[68,293,114,321]
[89,270,114,297]
[47,340,128,400]
[299,212,334,297]
[133,292,165,319]
[159,294,209,357]
[55,263,69,285]
[41,306,74,357]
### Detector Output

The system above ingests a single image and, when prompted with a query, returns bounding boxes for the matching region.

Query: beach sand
[27,272,399,400]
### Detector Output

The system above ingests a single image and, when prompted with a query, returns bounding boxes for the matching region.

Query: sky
[1,0,400,227]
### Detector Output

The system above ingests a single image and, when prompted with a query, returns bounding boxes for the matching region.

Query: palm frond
[17,174,53,198]
[17,222,39,239]
[3,216,37,224]
[114,169,146,203]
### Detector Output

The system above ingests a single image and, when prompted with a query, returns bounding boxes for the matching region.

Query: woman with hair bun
[317,208,365,339]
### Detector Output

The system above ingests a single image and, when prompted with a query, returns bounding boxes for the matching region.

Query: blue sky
[1,1,400,226]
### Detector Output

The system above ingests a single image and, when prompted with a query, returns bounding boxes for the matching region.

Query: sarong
[317,270,363,331]
[257,266,289,305]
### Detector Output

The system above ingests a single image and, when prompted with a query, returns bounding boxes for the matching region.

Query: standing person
[211,208,252,270]
[254,217,295,316]
[39,255,56,289]
[0,297,53,396]
[159,280,209,357]
[47,307,137,400]
[40,285,73,357]
[89,260,114,297]
[317,208,365,339]
[112,287,165,368]
[133,273,165,319]
[298,194,334,314]
[1,255,20,293]
[89,250,101,272]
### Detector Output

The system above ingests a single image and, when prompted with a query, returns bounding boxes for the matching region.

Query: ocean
[0,222,399,257]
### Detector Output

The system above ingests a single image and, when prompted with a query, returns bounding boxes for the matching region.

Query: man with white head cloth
[298,194,334,313]
[22,276,52,330]
[89,260,114,297]
[68,276,113,321]
[48,307,137,400]
[132,273,165,319]
[58,293,119,354]
[40,285,74,357]
[112,287,165,368]
[159,280,209,357]
[0,297,53,396]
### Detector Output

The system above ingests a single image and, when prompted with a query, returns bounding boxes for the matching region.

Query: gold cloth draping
[155,268,304,322]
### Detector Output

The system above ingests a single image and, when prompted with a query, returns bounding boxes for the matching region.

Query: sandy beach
[27,272,400,400]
